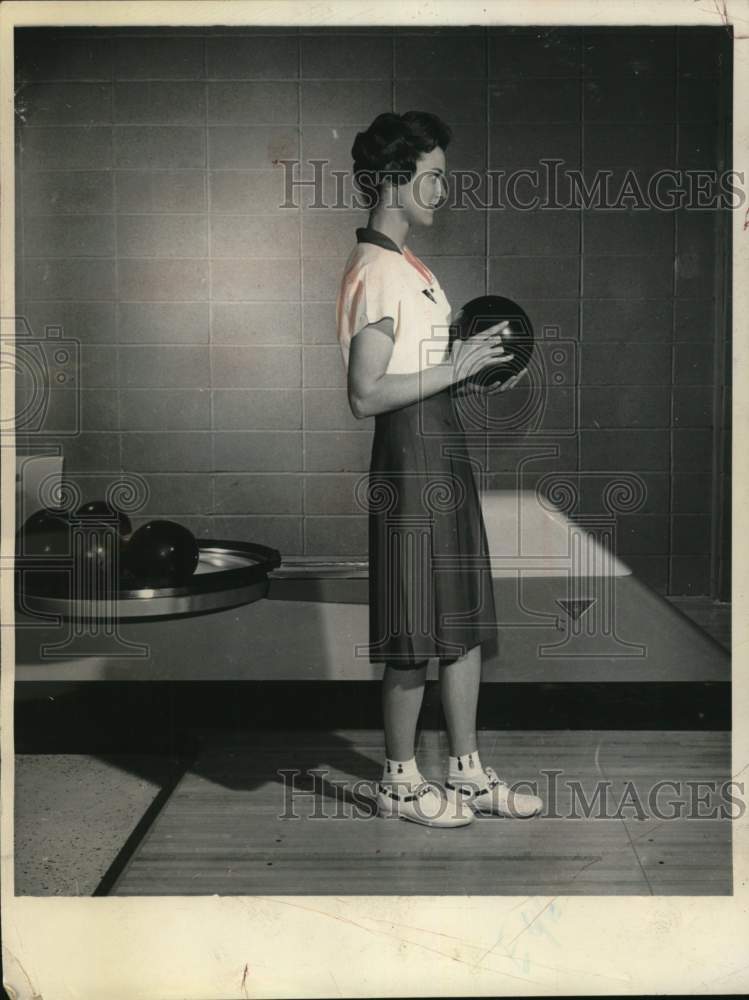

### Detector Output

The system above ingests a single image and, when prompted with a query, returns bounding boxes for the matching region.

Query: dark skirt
[365,386,497,666]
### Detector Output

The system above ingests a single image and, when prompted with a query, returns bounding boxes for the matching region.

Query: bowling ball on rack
[74,526,124,586]
[73,500,133,593]
[15,508,73,597]
[75,499,133,540]
[449,294,535,388]
[67,500,132,592]
[117,561,139,591]
[17,508,71,559]
[122,519,200,588]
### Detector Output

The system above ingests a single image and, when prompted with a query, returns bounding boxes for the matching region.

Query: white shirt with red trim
[336,237,453,376]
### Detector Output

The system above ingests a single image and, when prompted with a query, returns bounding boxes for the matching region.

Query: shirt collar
[356,226,404,255]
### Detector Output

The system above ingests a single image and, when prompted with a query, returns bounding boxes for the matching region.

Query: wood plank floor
[111,729,732,897]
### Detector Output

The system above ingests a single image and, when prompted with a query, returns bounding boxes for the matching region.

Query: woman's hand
[483,367,529,394]
[449,320,515,386]
[452,367,528,397]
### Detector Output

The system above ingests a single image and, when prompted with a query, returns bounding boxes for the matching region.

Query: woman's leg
[439,642,481,757]
[438,642,544,817]
[378,660,475,827]
[382,660,429,760]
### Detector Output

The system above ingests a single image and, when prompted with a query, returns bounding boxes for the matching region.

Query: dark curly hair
[351,111,452,210]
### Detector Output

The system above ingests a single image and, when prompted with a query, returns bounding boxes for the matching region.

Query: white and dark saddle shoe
[376,779,475,828]
[446,765,543,818]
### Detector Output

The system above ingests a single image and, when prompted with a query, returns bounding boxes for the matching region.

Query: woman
[336,111,543,828]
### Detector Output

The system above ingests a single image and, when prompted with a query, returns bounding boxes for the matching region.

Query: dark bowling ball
[449,294,534,388]
[17,508,71,558]
[74,526,123,587]
[16,508,72,597]
[70,501,131,594]
[76,499,132,539]
[122,519,200,588]
[117,561,139,591]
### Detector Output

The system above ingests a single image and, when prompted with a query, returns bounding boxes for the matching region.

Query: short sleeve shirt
[335,227,453,375]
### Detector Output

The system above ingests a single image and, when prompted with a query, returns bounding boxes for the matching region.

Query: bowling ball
[16,508,72,597]
[449,294,534,388]
[74,526,124,587]
[122,519,200,588]
[117,561,139,591]
[17,508,71,559]
[76,499,132,539]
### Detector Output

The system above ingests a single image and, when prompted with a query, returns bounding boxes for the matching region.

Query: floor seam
[593,736,655,896]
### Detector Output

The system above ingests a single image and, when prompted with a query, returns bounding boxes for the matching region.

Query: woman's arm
[347,318,453,419]
[347,316,515,419]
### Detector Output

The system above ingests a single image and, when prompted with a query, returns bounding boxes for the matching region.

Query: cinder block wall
[14,25,730,595]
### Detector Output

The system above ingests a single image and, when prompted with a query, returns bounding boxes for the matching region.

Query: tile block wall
[14,26,730,594]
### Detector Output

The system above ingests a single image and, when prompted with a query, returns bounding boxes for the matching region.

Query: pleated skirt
[365,386,497,666]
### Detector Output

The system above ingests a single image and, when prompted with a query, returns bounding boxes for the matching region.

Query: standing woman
[336,111,543,828]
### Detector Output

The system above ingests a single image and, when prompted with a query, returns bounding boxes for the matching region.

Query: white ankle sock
[447,749,483,782]
[381,756,424,787]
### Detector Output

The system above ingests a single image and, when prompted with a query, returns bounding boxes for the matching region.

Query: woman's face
[388,146,447,227]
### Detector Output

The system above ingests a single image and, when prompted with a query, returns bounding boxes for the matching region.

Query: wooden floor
[111,729,732,896]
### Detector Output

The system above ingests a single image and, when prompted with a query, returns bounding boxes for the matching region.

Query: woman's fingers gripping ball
[493,366,529,393]
[452,320,516,383]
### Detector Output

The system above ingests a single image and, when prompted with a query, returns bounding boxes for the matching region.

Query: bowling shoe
[376,779,475,828]
[446,765,543,818]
